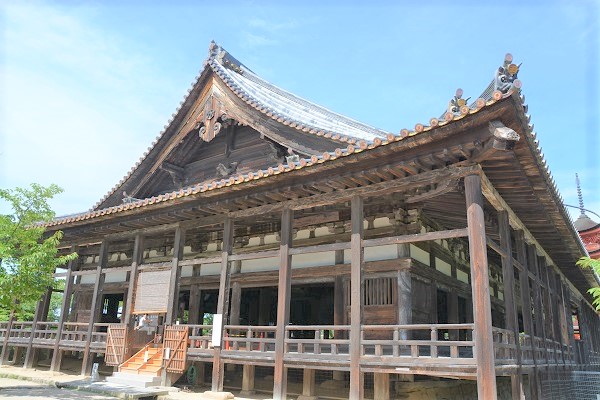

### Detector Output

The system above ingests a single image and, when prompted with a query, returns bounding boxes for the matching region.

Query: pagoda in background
[574,174,600,259]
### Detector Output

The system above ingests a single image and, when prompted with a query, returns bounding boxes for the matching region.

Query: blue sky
[1,0,599,223]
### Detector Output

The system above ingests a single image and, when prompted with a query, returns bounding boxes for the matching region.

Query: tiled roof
[45,88,510,228]
[207,42,389,143]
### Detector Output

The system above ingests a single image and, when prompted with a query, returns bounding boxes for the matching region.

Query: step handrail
[119,339,155,370]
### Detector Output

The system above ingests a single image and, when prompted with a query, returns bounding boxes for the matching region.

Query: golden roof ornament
[446,88,471,118]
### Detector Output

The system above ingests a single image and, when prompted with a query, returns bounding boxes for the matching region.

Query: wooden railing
[285,325,350,358]
[186,324,213,356]
[0,322,9,340]
[90,323,110,350]
[223,325,276,353]
[6,322,34,344]
[31,322,59,346]
[59,322,88,347]
[360,324,475,366]
[492,327,518,365]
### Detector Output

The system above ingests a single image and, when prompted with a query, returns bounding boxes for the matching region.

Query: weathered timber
[464,174,497,399]
[273,208,293,400]
[211,218,233,392]
[166,227,185,324]
[349,195,364,400]
[124,234,144,326]
[81,240,108,375]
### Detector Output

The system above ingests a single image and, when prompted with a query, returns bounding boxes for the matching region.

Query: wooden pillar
[349,195,364,400]
[397,219,412,339]
[528,245,548,367]
[211,218,233,392]
[464,174,497,400]
[82,240,108,375]
[374,372,390,400]
[551,273,566,365]
[50,246,77,372]
[23,288,51,368]
[333,272,345,383]
[189,265,202,325]
[515,232,538,398]
[561,282,576,363]
[241,363,256,396]
[273,208,293,400]
[124,234,144,328]
[297,368,317,400]
[166,227,185,325]
[498,211,524,399]
[0,310,15,365]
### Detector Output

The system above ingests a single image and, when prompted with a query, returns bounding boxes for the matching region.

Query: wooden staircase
[106,341,163,387]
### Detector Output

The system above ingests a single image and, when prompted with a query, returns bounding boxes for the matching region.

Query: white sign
[212,313,223,347]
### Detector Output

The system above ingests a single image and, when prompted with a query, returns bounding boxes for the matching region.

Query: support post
[166,227,185,325]
[528,245,548,367]
[498,211,524,399]
[374,372,390,400]
[211,218,233,392]
[0,310,15,365]
[349,195,364,400]
[241,364,256,396]
[273,208,293,400]
[24,288,51,368]
[297,368,317,400]
[464,174,497,400]
[50,246,77,372]
[82,241,108,375]
[124,234,144,328]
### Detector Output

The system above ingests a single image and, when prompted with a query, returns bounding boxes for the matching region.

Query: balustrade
[223,325,276,353]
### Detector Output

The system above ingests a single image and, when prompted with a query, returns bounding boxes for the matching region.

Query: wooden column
[349,195,364,400]
[273,208,293,400]
[551,273,566,365]
[498,211,524,400]
[166,227,185,325]
[23,288,51,368]
[0,310,15,365]
[188,265,201,325]
[124,234,144,328]
[464,174,497,400]
[82,240,108,375]
[514,231,538,398]
[561,281,576,363]
[241,361,256,396]
[528,245,547,367]
[211,217,233,392]
[50,246,77,372]
[396,219,412,337]
[374,372,390,400]
[298,368,317,400]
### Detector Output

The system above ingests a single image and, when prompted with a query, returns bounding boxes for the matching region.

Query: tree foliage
[577,256,600,311]
[0,184,77,319]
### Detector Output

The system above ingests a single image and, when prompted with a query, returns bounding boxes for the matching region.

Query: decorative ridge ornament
[494,53,522,94]
[447,88,471,117]
[577,173,586,216]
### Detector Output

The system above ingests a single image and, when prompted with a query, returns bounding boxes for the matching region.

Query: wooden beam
[273,208,293,400]
[230,165,479,219]
[464,174,497,399]
[349,195,364,400]
[81,240,108,375]
[211,217,233,392]
[124,234,144,327]
[362,228,468,248]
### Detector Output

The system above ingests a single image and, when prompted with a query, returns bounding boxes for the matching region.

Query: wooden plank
[350,195,364,400]
[211,218,233,392]
[273,208,293,400]
[464,174,497,399]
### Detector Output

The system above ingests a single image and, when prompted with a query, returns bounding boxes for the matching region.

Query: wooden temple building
[1,43,600,399]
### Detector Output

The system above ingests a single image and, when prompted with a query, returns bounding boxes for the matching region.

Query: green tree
[0,184,77,320]
[577,256,600,311]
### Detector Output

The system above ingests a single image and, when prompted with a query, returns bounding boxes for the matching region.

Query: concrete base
[105,372,161,388]
[201,390,235,399]
[297,396,319,400]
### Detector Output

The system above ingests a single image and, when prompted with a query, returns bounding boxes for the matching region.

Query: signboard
[212,313,223,348]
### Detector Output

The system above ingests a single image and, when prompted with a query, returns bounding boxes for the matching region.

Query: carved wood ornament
[194,95,237,143]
